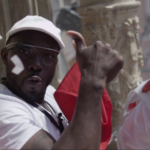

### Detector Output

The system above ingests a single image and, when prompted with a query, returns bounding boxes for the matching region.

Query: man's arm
[21,130,55,149]
[21,31,123,150]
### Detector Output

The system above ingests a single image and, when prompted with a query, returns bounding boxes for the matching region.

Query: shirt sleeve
[117,90,150,149]
[0,101,41,150]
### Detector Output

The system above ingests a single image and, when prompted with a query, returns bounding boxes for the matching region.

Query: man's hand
[67,31,124,88]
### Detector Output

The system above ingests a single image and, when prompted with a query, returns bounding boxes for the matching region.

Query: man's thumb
[67,30,87,53]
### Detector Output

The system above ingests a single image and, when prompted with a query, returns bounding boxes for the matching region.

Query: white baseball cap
[6,15,65,51]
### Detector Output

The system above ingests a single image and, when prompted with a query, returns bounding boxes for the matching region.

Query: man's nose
[28,57,43,72]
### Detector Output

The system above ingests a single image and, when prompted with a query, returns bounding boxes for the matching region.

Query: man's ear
[1,48,8,65]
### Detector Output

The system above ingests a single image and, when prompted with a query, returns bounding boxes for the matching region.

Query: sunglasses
[6,42,59,54]
[6,42,59,63]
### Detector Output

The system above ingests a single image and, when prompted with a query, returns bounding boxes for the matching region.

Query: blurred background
[0,0,150,85]
[0,0,150,149]
[57,0,150,83]
[137,0,150,80]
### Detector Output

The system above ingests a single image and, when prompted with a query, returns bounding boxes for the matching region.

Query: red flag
[54,62,112,150]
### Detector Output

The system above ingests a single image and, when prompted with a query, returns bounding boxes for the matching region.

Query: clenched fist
[67,31,124,88]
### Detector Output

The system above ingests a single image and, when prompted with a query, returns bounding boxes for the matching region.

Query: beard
[5,65,47,104]
[18,87,46,104]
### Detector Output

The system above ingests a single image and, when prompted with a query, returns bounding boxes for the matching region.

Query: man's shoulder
[0,92,33,117]
[45,85,56,102]
[44,85,62,114]
[0,84,34,116]
[0,83,20,99]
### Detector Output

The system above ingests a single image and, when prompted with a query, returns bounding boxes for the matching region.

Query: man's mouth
[26,75,42,87]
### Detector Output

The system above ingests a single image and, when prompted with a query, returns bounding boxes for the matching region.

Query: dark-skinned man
[0,15,123,149]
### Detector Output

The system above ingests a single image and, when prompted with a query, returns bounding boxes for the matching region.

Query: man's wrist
[80,71,106,89]
[80,76,106,90]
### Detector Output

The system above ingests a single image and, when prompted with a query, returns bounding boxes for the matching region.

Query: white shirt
[0,84,67,149]
[117,80,150,149]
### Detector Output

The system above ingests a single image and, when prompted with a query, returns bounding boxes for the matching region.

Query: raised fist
[67,31,124,88]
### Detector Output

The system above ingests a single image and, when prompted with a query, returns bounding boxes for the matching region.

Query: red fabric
[142,80,150,93]
[54,62,112,150]
[128,102,136,111]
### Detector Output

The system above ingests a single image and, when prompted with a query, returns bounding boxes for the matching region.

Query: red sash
[54,62,112,150]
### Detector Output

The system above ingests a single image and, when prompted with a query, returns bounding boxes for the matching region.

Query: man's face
[1,30,59,103]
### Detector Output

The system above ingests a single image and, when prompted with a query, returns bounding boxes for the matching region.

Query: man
[117,80,150,149]
[0,15,123,149]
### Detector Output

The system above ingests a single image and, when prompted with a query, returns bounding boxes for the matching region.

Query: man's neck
[1,78,53,114]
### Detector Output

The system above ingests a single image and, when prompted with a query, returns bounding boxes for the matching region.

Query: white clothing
[0,84,67,149]
[117,79,150,149]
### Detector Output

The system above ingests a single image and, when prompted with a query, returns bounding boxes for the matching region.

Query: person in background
[117,79,150,149]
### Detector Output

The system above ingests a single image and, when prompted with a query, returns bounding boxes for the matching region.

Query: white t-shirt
[0,84,67,149]
[117,80,150,149]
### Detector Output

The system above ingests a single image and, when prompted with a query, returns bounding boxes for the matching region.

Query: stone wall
[78,0,143,149]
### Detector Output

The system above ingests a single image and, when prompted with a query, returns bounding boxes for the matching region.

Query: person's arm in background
[22,31,123,150]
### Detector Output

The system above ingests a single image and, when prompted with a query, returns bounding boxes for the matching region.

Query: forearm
[71,76,103,148]
[53,76,104,149]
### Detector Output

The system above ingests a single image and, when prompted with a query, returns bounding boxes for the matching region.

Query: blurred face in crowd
[1,30,60,103]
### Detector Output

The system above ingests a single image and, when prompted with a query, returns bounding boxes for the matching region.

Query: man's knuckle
[95,41,102,45]
[94,41,103,49]
[106,43,111,47]
[117,57,124,67]
[111,51,124,67]
[112,50,118,56]
[120,57,124,64]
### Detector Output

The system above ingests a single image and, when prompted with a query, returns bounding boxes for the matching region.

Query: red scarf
[54,62,112,150]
